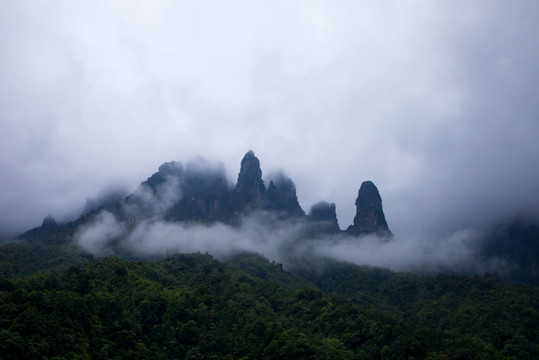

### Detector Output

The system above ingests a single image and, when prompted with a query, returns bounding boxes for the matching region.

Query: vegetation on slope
[0,251,537,359]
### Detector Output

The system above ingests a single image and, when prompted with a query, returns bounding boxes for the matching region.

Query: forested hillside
[0,252,537,359]
[1,150,538,359]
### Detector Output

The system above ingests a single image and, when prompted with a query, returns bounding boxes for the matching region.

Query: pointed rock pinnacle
[346,181,391,237]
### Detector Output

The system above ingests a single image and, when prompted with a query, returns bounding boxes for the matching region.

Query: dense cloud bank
[74,209,507,276]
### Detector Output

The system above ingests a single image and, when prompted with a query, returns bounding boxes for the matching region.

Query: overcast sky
[1,1,538,238]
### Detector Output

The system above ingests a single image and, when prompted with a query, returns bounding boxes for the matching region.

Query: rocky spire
[266,173,305,217]
[41,215,58,233]
[142,161,184,190]
[165,159,232,223]
[346,181,391,237]
[308,201,340,234]
[233,150,266,215]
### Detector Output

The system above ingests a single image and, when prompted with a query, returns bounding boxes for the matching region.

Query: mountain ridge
[13,150,539,286]
[20,150,392,241]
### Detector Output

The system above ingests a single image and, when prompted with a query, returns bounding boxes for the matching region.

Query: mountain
[121,151,314,225]
[1,151,538,359]
[346,181,392,237]
[307,201,340,235]
[164,159,232,223]
[233,150,267,218]
[19,150,391,244]
[232,150,305,221]
[13,150,538,286]
[266,174,305,218]
[40,215,59,233]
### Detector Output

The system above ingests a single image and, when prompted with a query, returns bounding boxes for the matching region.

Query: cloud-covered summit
[62,151,394,262]
[1,1,538,280]
[15,150,535,283]
[346,181,392,237]
[66,150,389,235]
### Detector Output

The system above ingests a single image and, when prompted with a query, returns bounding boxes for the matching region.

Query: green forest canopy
[0,245,537,359]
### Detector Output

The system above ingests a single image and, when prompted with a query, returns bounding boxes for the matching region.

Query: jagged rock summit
[41,216,58,233]
[308,201,340,235]
[346,181,392,237]
[266,174,305,217]
[126,158,232,223]
[233,150,266,216]
[233,150,304,220]
[19,151,393,242]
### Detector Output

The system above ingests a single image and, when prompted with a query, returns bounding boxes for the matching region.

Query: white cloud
[75,209,507,276]
[74,211,125,255]
[1,1,538,240]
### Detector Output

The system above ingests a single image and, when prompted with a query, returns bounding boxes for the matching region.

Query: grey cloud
[308,230,509,275]
[75,211,125,256]
[74,208,508,276]
[124,176,182,220]
[1,1,539,244]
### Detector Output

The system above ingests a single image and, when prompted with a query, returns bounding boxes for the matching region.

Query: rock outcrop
[18,150,396,246]
[143,161,184,191]
[165,159,232,223]
[308,201,340,235]
[123,161,184,220]
[233,150,266,217]
[41,216,59,233]
[346,181,391,237]
[266,174,305,217]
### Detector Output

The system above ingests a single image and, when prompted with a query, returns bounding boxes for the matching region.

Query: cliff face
[346,181,392,237]
[123,151,307,224]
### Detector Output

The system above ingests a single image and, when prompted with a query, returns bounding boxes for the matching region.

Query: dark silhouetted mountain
[17,151,399,246]
[41,215,59,232]
[266,173,305,218]
[232,150,266,217]
[307,201,340,235]
[143,161,184,190]
[231,152,307,221]
[10,150,539,289]
[122,158,234,224]
[165,159,232,223]
[17,215,61,243]
[89,151,307,226]
[119,161,185,221]
[346,181,392,237]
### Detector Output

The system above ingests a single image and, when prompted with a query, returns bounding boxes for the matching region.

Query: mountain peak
[158,161,184,176]
[308,201,340,234]
[41,215,58,232]
[142,161,184,191]
[244,149,256,158]
[266,174,305,217]
[346,181,391,237]
[233,151,266,215]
